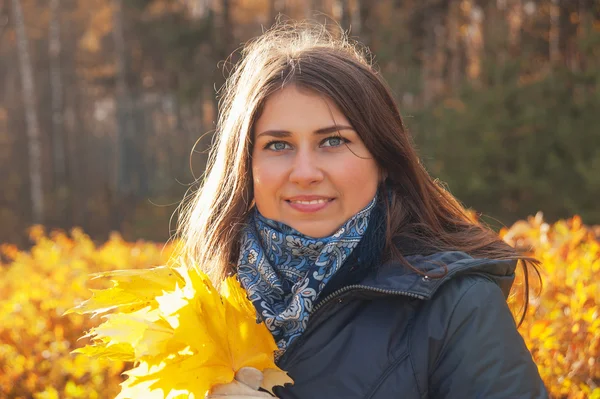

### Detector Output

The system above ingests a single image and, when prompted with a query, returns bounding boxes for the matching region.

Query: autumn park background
[0,0,599,398]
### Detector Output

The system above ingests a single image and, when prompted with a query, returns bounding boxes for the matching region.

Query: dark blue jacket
[273,251,548,399]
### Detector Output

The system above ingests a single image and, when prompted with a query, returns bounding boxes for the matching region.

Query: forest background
[1,0,599,246]
[1,1,600,398]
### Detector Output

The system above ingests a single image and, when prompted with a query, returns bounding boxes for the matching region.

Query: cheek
[334,159,380,192]
[252,159,282,201]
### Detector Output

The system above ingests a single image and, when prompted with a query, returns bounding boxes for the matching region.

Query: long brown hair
[175,21,539,325]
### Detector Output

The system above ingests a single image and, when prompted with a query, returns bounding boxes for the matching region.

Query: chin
[292,223,338,239]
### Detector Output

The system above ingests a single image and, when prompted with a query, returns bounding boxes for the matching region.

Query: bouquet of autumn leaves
[66,261,292,398]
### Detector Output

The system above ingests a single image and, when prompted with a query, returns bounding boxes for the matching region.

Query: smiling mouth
[286,199,332,205]
[284,197,335,213]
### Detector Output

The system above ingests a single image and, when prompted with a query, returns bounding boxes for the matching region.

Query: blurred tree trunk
[112,0,135,197]
[222,0,231,54]
[575,0,592,71]
[135,97,149,197]
[422,5,446,105]
[464,1,483,85]
[433,4,447,98]
[65,86,86,230]
[188,0,210,18]
[447,0,461,92]
[507,0,522,55]
[303,0,316,19]
[213,0,232,119]
[11,0,44,224]
[0,0,7,38]
[59,6,83,230]
[572,0,592,100]
[269,0,285,23]
[422,9,434,106]
[357,0,371,46]
[337,0,351,31]
[549,0,560,64]
[49,0,67,223]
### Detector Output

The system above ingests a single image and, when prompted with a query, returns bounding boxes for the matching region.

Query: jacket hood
[359,251,518,300]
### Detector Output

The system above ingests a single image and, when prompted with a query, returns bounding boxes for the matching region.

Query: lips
[285,196,334,213]
[288,198,330,205]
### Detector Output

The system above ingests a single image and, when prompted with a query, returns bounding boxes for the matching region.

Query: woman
[178,22,548,398]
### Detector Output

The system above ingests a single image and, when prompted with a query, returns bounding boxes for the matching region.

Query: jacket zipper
[312,284,426,314]
[277,285,425,368]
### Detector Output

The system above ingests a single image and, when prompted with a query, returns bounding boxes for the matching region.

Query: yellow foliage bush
[0,216,598,398]
[0,226,175,398]
[503,214,600,399]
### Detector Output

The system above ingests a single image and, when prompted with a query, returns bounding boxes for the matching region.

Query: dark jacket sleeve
[429,278,549,399]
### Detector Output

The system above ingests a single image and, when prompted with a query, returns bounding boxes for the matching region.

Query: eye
[265,141,291,151]
[321,136,348,148]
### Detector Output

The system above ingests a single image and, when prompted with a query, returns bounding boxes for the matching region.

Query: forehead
[254,85,350,135]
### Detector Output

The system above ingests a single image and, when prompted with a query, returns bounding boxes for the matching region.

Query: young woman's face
[252,85,380,238]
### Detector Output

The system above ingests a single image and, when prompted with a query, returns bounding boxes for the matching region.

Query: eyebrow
[256,125,355,139]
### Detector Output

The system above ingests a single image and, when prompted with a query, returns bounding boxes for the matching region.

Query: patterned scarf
[236,197,376,353]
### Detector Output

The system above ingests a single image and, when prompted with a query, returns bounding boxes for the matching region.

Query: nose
[288,148,324,186]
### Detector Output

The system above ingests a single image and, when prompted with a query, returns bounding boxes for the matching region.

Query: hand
[206,367,275,398]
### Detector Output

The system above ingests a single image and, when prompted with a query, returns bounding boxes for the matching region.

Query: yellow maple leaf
[65,266,184,317]
[68,264,293,398]
[220,276,282,372]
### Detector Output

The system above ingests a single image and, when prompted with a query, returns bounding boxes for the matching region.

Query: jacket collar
[359,251,517,300]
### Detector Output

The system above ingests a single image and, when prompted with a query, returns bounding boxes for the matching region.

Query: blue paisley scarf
[236,197,376,353]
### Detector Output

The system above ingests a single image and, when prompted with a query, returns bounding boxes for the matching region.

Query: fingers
[235,367,264,390]
[206,367,273,398]
[210,380,260,395]
[207,379,273,397]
